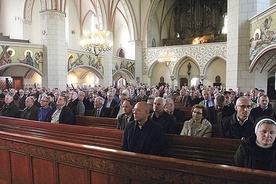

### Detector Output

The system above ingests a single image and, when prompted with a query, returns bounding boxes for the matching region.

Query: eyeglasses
[237,105,251,109]
[41,100,49,103]
[192,111,202,115]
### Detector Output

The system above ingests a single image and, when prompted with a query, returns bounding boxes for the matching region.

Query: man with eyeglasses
[46,94,75,124]
[221,97,255,140]
[38,96,52,121]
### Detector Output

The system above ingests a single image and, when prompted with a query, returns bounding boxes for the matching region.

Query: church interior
[0,0,276,183]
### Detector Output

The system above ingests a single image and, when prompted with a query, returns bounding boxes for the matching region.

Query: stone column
[102,51,113,86]
[226,0,270,91]
[129,40,143,85]
[40,10,67,90]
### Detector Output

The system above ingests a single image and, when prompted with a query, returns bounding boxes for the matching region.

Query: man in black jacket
[46,94,75,125]
[91,96,111,117]
[149,97,178,134]
[21,96,38,120]
[221,97,254,140]
[164,98,185,122]
[0,92,20,118]
[121,102,164,155]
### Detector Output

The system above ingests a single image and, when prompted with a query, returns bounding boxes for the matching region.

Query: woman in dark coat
[233,117,276,171]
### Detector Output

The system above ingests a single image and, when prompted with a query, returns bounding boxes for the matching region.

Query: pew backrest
[0,124,275,184]
[0,116,242,166]
[75,115,117,129]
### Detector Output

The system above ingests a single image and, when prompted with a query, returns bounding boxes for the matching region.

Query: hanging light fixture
[80,29,113,56]
[158,47,177,68]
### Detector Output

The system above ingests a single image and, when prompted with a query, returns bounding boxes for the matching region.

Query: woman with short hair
[180,104,212,137]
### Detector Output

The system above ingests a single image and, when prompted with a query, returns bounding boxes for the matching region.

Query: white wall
[205,58,226,87]
[1,0,25,39]
[66,0,82,50]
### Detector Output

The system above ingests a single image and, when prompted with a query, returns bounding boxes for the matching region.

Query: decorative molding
[143,43,227,75]
[147,0,161,47]
[24,0,35,22]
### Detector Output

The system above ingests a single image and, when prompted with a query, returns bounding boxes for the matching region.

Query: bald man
[121,102,164,155]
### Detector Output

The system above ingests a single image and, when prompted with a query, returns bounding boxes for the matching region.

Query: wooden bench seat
[0,117,275,183]
[1,116,241,165]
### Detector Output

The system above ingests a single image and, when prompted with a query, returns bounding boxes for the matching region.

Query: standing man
[121,102,164,155]
[221,97,255,140]
[149,97,178,134]
[117,99,135,130]
[21,96,38,120]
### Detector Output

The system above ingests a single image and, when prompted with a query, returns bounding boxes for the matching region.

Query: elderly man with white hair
[149,97,178,134]
[164,98,185,123]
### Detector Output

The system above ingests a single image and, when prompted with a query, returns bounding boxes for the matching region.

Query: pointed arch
[113,69,135,80]
[172,56,200,77]
[147,59,160,78]
[202,56,226,74]
[249,44,276,73]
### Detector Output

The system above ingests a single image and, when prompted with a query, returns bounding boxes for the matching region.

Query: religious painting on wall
[249,13,276,65]
[0,45,43,72]
[67,52,104,75]
[112,59,135,75]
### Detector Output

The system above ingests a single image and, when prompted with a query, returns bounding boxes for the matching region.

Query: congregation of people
[0,83,275,171]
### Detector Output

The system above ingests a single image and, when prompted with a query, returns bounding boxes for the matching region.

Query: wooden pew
[84,107,114,116]
[174,103,192,120]
[75,115,186,135]
[1,116,240,165]
[0,118,275,183]
[0,116,122,150]
[75,115,219,144]
[76,115,118,129]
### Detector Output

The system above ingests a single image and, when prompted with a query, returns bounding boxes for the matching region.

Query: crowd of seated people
[0,84,275,138]
[0,84,275,171]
